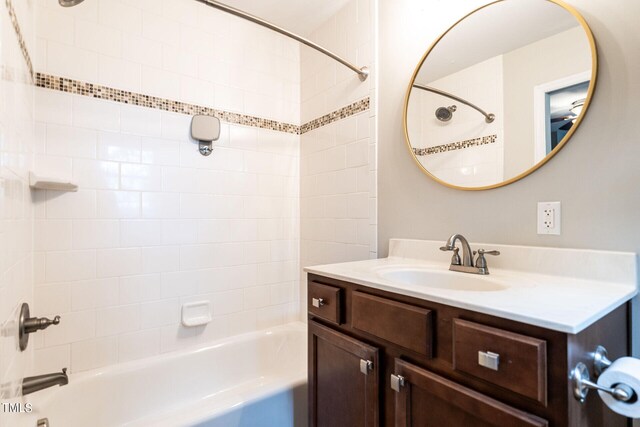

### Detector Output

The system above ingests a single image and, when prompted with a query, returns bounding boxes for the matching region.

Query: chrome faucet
[440,234,500,275]
[22,368,68,396]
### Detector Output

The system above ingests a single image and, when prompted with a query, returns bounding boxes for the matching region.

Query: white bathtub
[26,323,308,427]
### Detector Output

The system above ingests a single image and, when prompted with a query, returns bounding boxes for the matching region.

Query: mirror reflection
[405,0,596,189]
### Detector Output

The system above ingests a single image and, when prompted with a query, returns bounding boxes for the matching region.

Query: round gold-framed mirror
[403,0,597,190]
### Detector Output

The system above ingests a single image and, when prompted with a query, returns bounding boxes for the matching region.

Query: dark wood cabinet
[393,358,548,427]
[307,272,630,427]
[309,320,380,427]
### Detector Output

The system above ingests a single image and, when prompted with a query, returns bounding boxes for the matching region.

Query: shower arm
[412,84,495,123]
[195,0,369,81]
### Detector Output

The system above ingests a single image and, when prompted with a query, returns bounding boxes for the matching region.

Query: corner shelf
[29,172,78,192]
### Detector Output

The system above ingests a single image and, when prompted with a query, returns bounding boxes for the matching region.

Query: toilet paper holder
[570,345,636,403]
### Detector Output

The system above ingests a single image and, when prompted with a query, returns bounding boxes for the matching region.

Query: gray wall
[377,0,640,354]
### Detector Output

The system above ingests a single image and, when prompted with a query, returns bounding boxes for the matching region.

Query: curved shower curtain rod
[413,84,495,123]
[196,0,369,81]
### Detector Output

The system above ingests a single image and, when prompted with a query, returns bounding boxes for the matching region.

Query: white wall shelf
[29,172,78,192]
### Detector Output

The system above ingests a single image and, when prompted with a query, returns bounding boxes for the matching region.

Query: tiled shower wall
[31,0,300,374]
[35,0,300,125]
[0,0,36,408]
[299,0,377,312]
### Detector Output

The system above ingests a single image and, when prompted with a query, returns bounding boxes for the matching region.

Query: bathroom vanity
[305,239,637,427]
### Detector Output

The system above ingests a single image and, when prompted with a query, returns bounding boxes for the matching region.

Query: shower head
[435,105,457,122]
[59,0,85,7]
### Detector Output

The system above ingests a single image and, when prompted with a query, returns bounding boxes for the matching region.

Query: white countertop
[304,239,638,334]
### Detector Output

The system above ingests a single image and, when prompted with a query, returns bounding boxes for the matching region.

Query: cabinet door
[391,358,548,427]
[309,320,379,427]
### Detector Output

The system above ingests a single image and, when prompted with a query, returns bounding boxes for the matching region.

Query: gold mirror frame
[403,0,598,191]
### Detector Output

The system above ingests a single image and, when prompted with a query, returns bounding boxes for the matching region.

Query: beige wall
[377,0,640,355]
[503,26,591,179]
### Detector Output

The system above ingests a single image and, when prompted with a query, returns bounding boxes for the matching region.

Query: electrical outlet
[537,202,561,235]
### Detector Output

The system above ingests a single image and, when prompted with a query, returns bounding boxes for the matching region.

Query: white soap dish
[29,172,78,192]
[181,301,211,327]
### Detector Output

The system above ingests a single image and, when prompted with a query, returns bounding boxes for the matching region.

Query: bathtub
[26,323,308,427]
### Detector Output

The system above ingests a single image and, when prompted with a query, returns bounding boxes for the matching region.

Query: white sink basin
[375,266,509,292]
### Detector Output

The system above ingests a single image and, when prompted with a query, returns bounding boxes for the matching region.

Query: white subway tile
[142,11,179,46]
[97,132,141,163]
[70,278,119,311]
[98,1,142,35]
[35,219,72,251]
[42,310,95,347]
[160,112,191,140]
[347,193,369,218]
[120,164,162,191]
[36,7,74,45]
[120,220,162,247]
[97,190,141,219]
[70,336,118,372]
[119,274,161,305]
[96,248,142,278]
[160,324,197,353]
[96,305,141,337]
[46,41,98,82]
[244,286,270,310]
[118,329,160,362]
[33,345,70,376]
[34,283,71,315]
[162,44,198,78]
[141,246,180,274]
[35,89,73,126]
[141,66,180,100]
[211,290,244,315]
[72,220,119,249]
[140,137,180,166]
[72,96,120,132]
[29,147,49,177]
[142,192,180,219]
[139,299,180,329]
[160,271,198,298]
[346,139,368,167]
[122,36,162,68]
[161,219,198,245]
[45,250,96,283]
[121,105,162,137]
[75,20,122,57]
[46,123,97,159]
[72,158,120,189]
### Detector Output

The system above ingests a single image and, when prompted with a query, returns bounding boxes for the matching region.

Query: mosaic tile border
[300,98,370,134]
[413,134,498,156]
[4,0,34,81]
[36,73,301,134]
[36,73,370,135]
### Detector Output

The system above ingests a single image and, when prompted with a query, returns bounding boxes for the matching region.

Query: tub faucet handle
[19,303,62,351]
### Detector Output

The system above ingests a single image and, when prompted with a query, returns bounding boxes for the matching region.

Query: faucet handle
[476,249,500,256]
[474,249,500,269]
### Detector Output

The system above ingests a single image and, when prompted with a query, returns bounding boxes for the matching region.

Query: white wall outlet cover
[537,201,561,235]
[191,115,220,142]
[181,301,212,327]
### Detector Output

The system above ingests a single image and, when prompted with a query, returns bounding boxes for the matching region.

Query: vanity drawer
[308,281,343,324]
[351,291,433,358]
[453,319,547,405]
